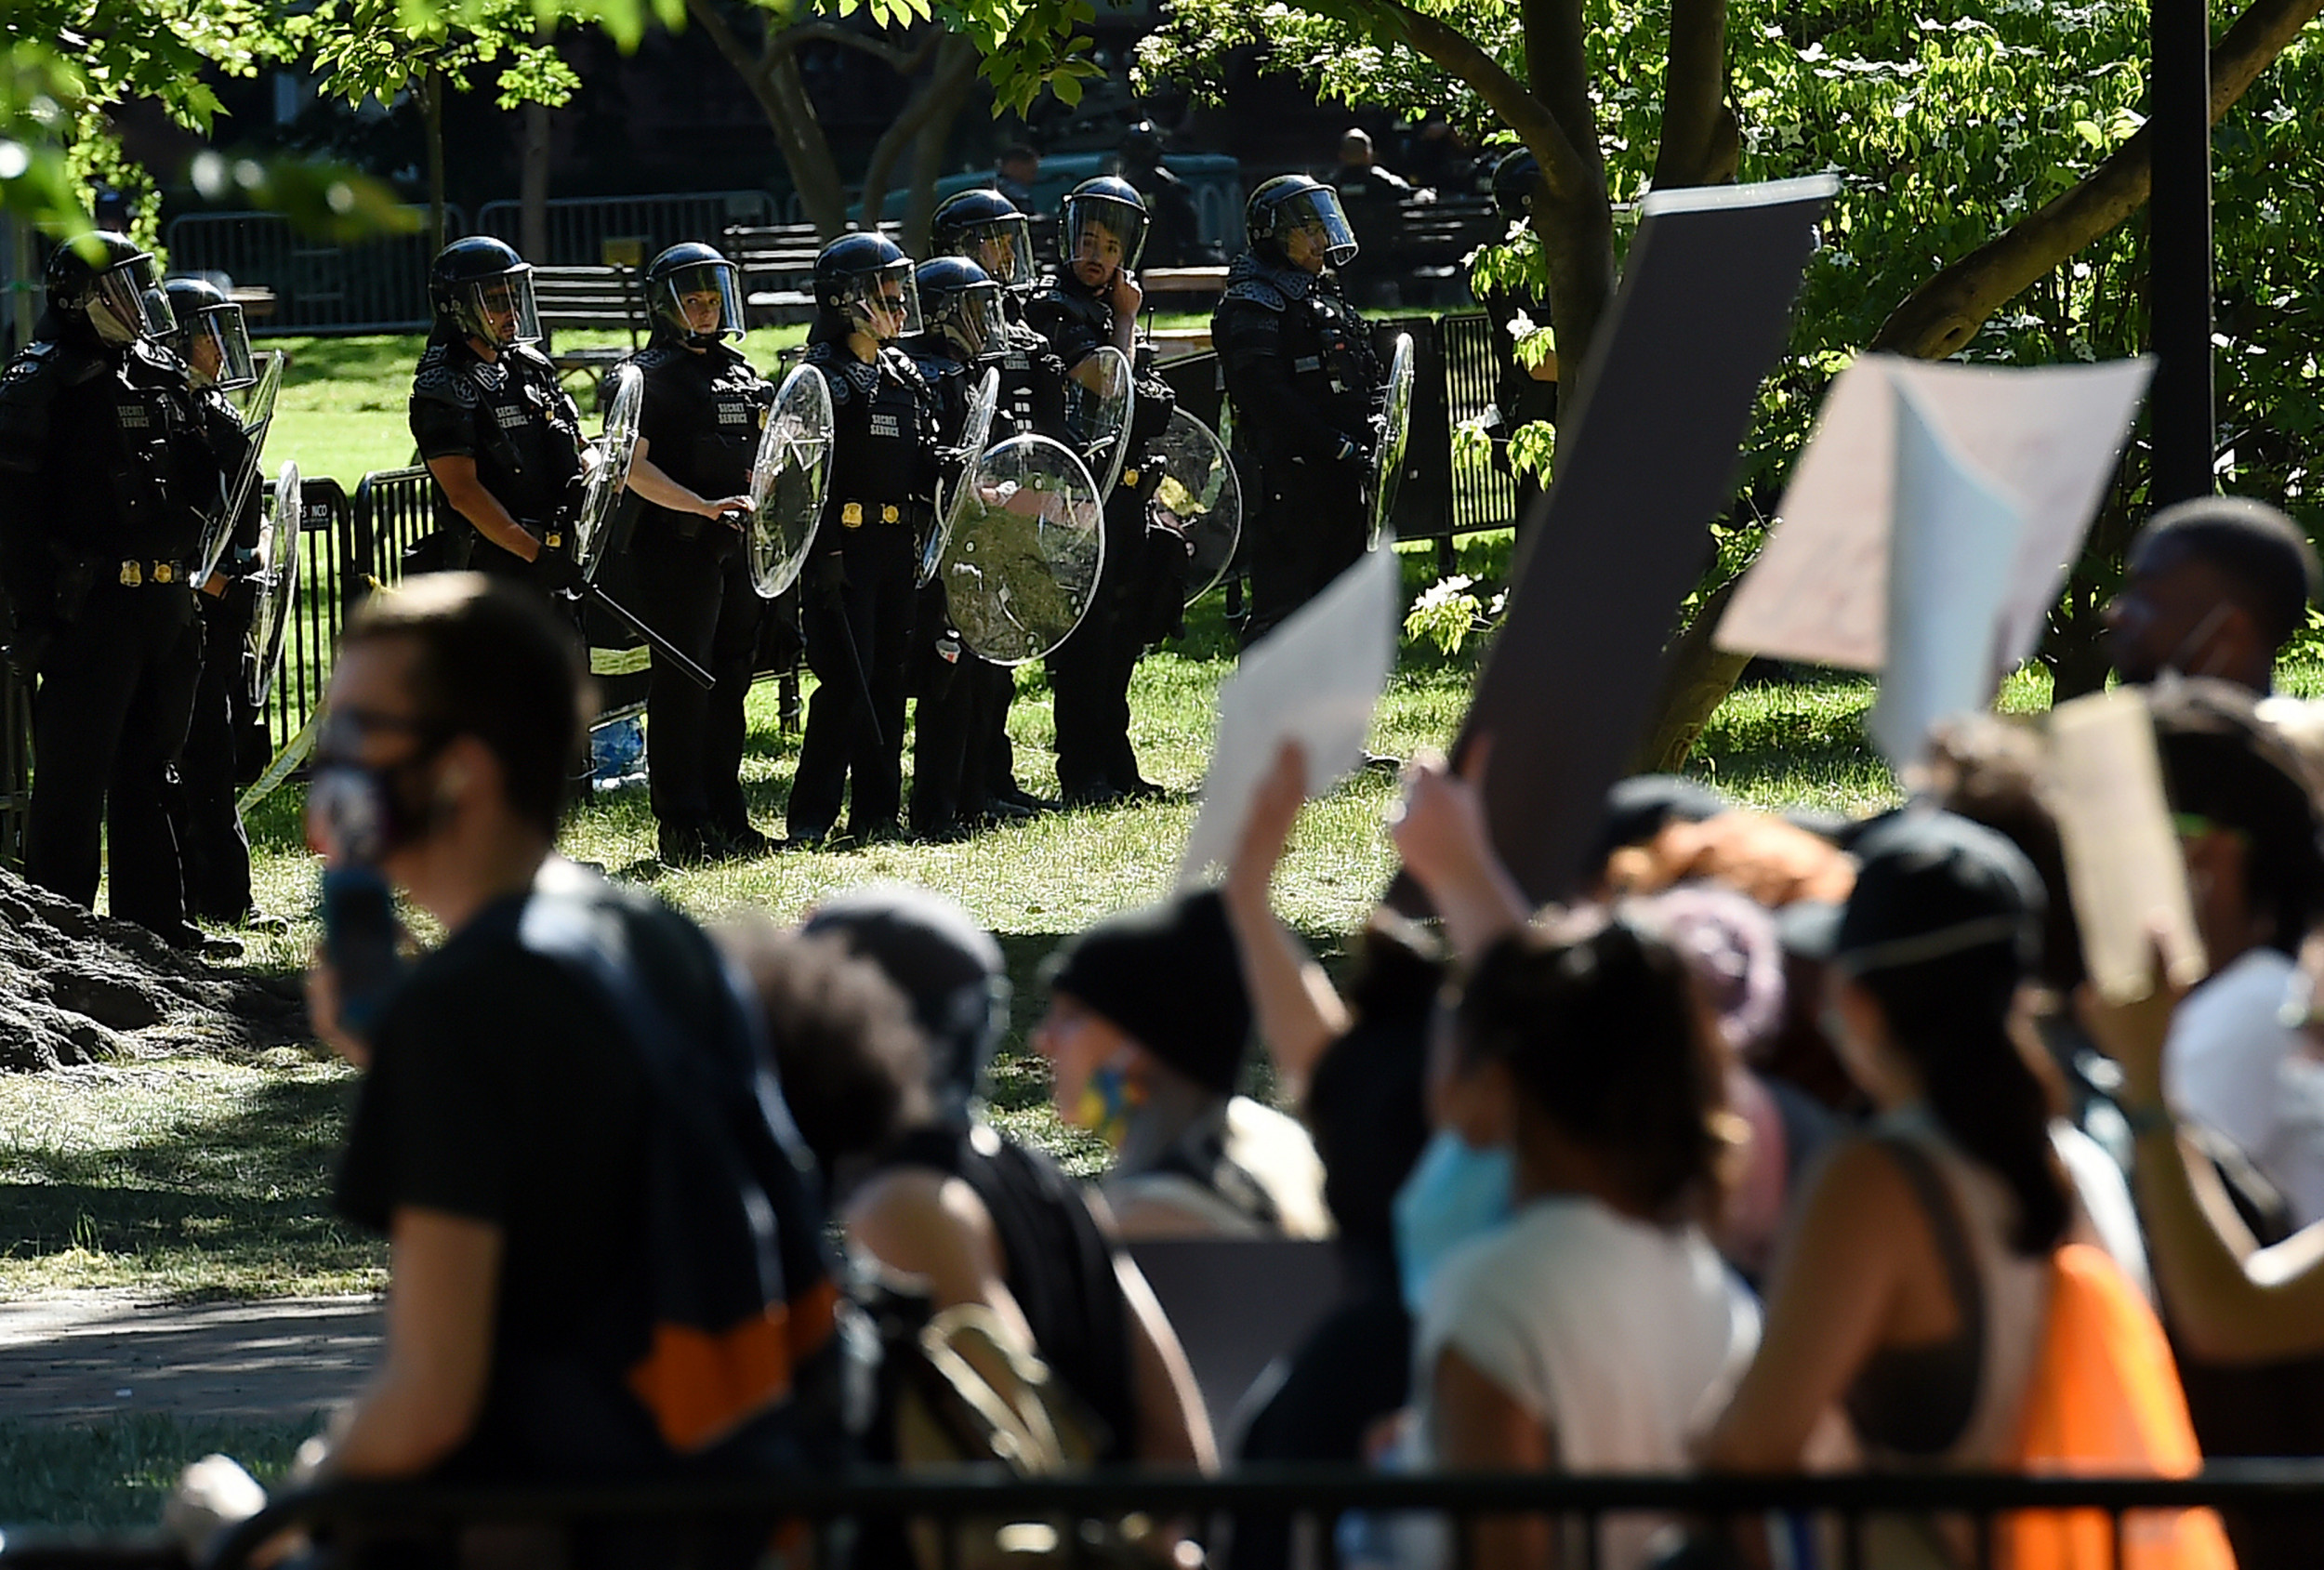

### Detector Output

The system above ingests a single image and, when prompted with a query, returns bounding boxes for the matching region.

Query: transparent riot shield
[746,363,836,599]
[249,461,301,707]
[195,349,284,586]
[1149,408,1242,605]
[1064,346,1133,501]
[920,366,1003,587]
[572,362,643,583]
[934,433,1105,666]
[1368,331,1415,546]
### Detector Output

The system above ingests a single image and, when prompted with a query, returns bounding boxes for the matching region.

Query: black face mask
[305,714,450,865]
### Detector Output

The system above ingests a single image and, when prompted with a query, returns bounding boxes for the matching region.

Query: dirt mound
[0,871,308,1071]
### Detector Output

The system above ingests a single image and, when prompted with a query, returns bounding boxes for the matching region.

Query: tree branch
[781,18,935,74]
[1518,0,1604,192]
[1372,0,1593,204]
[1653,0,1729,189]
[687,0,848,234]
[857,39,975,234]
[1872,0,2324,359]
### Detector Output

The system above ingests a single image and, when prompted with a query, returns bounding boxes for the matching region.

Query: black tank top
[882,1122,1139,1461]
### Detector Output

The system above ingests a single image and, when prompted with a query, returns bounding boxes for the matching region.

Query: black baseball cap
[1788,810,2044,977]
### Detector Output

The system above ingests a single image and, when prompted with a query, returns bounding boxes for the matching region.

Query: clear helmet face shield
[87,253,175,346]
[454,268,543,348]
[1271,187,1360,269]
[654,260,746,342]
[957,217,1035,289]
[1064,197,1148,284]
[938,282,1009,358]
[840,262,924,343]
[178,301,257,390]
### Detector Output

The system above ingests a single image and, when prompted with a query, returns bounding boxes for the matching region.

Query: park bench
[722,221,827,324]
[1391,193,1505,304]
[1142,265,1229,309]
[531,264,648,394]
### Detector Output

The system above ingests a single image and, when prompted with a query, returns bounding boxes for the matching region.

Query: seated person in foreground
[1409,912,1760,1570]
[1036,887,1331,1240]
[736,884,1214,1468]
[306,574,837,1490]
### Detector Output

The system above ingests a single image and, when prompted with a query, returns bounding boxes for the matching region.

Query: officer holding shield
[786,234,940,848]
[617,242,772,866]
[160,276,282,932]
[0,234,231,951]
[930,188,1072,816]
[1025,176,1179,806]
[408,237,589,597]
[1211,176,1384,642]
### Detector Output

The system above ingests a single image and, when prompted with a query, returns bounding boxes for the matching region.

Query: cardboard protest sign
[1717,354,2151,766]
[2044,687,2207,1003]
[1435,175,1838,904]
[1180,542,1401,881]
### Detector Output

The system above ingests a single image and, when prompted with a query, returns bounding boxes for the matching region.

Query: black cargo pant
[630,525,763,838]
[28,577,201,935]
[1047,481,1155,799]
[170,591,256,923]
[1244,456,1368,645]
[789,520,916,838]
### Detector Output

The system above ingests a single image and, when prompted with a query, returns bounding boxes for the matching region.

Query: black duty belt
[838,500,933,530]
[116,560,193,587]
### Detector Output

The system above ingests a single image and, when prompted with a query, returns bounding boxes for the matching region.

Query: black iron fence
[163,209,466,337]
[0,1462,2310,1570]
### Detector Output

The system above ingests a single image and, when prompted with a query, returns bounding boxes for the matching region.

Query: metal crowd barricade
[163,208,464,336]
[476,191,780,267]
[257,476,355,758]
[81,1461,2304,1570]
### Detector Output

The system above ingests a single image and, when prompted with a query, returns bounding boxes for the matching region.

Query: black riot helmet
[1120,119,1166,173]
[1491,148,1543,220]
[428,235,541,350]
[914,257,1008,361]
[45,232,174,346]
[1061,175,1148,284]
[813,232,923,343]
[161,277,258,391]
[1246,175,1359,270]
[804,883,1010,1123]
[645,241,746,347]
[930,188,1036,291]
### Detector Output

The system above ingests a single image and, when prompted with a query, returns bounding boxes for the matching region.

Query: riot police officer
[786,234,940,847]
[1025,176,1179,806]
[159,276,281,932]
[1211,175,1384,642]
[408,237,589,596]
[930,188,1072,816]
[0,235,231,952]
[616,242,772,866]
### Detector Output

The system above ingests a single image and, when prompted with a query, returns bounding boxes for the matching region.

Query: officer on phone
[159,276,284,932]
[408,237,588,598]
[1025,177,1179,806]
[617,243,772,866]
[786,234,940,848]
[1212,176,1383,641]
[0,234,231,952]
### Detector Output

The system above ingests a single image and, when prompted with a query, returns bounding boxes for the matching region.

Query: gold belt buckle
[545,532,563,549]
[841,502,864,528]
[880,504,900,524]
[119,561,141,587]
[1121,468,1141,487]
[152,562,175,585]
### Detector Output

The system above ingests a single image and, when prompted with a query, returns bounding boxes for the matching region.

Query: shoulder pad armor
[505,342,557,376]
[411,344,480,410]
[1221,276,1290,312]
[633,343,688,373]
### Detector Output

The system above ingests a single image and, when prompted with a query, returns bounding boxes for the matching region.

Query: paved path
[0,1292,382,1425]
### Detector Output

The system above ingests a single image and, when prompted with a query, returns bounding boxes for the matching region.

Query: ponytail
[1855,945,2069,1255]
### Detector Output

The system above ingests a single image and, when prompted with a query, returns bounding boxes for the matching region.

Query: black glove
[533,549,588,595]
[218,574,261,626]
[1332,431,1372,470]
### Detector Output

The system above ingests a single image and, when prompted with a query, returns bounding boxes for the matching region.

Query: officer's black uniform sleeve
[1213,301,1353,466]
[0,352,61,600]
[410,359,479,463]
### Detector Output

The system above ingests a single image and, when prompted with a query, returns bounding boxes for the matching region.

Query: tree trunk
[904,37,981,252]
[422,69,446,254]
[684,0,851,237]
[1634,574,1753,772]
[1873,0,2324,358]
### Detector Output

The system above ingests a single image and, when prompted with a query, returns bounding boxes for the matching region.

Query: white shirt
[2165,947,2324,1227]
[1412,1196,1761,1570]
